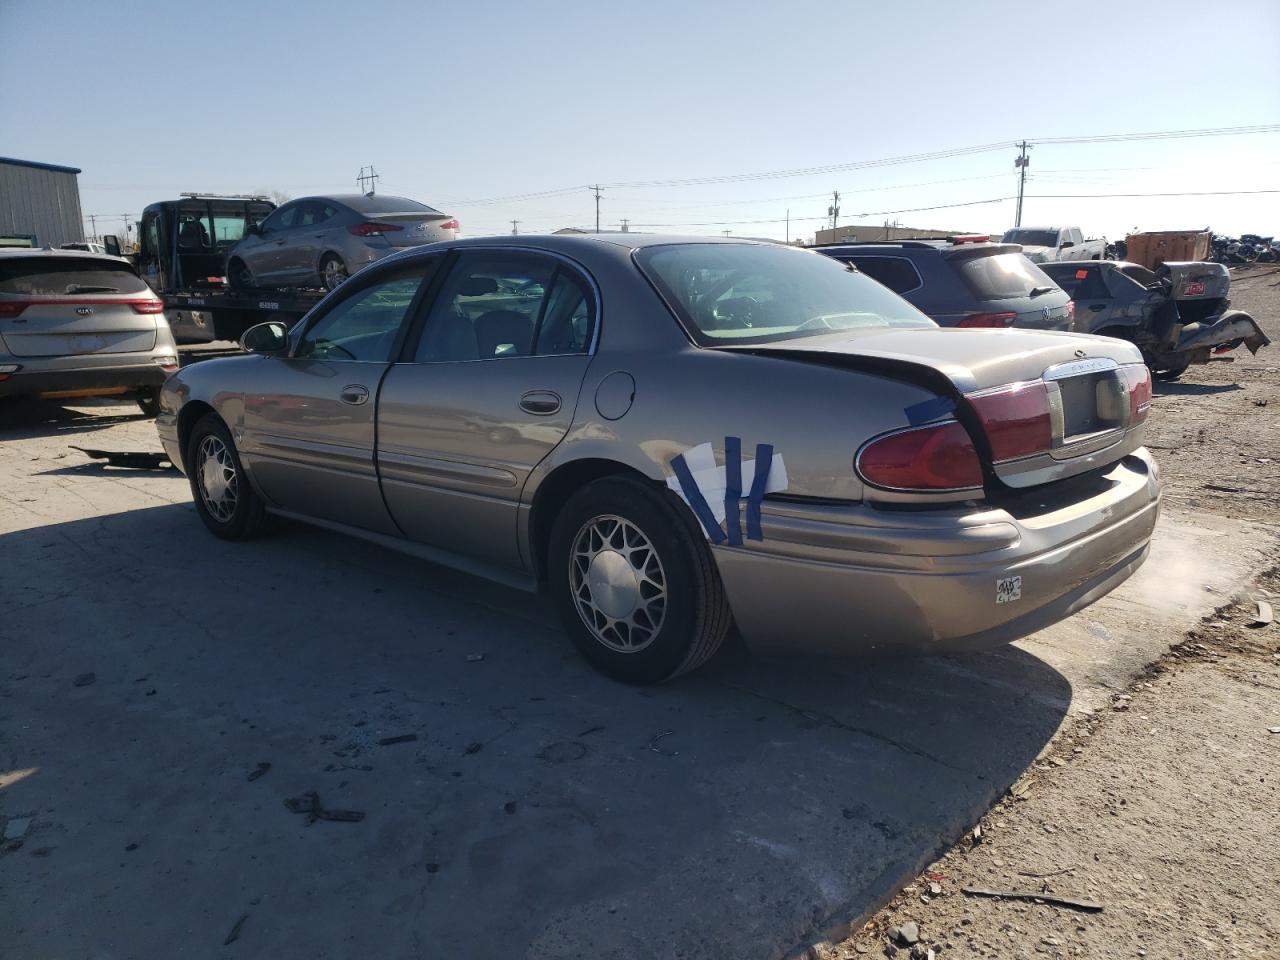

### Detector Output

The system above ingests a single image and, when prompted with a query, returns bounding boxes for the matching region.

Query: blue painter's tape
[671,453,726,544]
[724,436,743,545]
[745,442,773,541]
[904,395,955,426]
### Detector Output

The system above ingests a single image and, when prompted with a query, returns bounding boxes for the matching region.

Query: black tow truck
[112,194,326,344]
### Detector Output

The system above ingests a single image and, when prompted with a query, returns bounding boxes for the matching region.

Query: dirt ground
[828,265,1280,959]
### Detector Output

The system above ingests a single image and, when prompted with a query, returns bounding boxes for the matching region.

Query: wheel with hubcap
[187,413,268,540]
[548,476,731,683]
[319,254,348,291]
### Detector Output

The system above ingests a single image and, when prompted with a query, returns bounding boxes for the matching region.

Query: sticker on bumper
[996,576,1022,604]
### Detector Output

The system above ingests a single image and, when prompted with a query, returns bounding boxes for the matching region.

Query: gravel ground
[828,265,1280,960]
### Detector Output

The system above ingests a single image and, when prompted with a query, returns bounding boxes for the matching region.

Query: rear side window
[0,257,149,295]
[847,256,921,294]
[953,253,1056,301]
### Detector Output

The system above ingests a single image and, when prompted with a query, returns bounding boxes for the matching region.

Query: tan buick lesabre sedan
[157,235,1159,683]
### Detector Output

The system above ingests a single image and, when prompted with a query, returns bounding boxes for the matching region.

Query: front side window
[261,204,298,233]
[636,243,933,346]
[416,252,557,362]
[297,264,433,362]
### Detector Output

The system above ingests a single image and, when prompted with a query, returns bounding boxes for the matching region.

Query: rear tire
[548,476,731,684]
[228,258,254,292]
[319,254,348,291]
[187,413,268,540]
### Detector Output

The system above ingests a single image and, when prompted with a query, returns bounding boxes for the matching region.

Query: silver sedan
[157,235,1159,683]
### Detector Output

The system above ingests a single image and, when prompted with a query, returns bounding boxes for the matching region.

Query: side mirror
[246,223,264,237]
[240,321,290,355]
[103,234,122,256]
[1060,239,1075,249]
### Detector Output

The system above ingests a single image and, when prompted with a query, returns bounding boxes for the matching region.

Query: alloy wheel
[569,515,668,653]
[322,258,348,290]
[197,434,239,522]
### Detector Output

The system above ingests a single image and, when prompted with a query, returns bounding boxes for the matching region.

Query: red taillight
[967,381,1053,462]
[129,300,165,314]
[949,234,990,244]
[0,302,28,318]
[957,312,1017,328]
[348,221,404,236]
[439,218,459,231]
[857,421,984,491]
[1120,363,1152,424]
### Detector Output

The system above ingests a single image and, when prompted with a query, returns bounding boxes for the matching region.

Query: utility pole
[87,213,98,242]
[722,230,731,237]
[510,219,521,235]
[589,185,603,233]
[618,218,629,233]
[357,165,380,196]
[1014,141,1031,228]
[785,209,790,244]
[827,191,840,231]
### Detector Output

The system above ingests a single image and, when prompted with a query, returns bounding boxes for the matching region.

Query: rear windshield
[346,195,440,215]
[953,253,1057,301]
[636,243,934,346]
[1002,229,1058,247]
[0,257,150,295]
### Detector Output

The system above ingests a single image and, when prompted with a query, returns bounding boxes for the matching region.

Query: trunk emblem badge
[1042,306,1052,321]
[75,306,94,316]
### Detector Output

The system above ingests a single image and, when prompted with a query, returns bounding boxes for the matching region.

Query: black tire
[319,254,348,291]
[228,258,254,292]
[136,388,160,417]
[548,476,731,684]
[1153,360,1189,382]
[186,413,268,540]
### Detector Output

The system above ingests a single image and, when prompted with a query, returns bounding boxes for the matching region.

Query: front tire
[187,413,268,540]
[228,258,254,292]
[548,476,731,684]
[319,254,348,291]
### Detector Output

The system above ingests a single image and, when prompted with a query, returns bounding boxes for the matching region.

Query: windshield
[0,257,149,295]
[1002,229,1058,247]
[954,252,1058,301]
[636,243,934,346]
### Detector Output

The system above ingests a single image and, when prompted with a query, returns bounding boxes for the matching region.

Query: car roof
[814,240,1021,258]
[0,247,132,264]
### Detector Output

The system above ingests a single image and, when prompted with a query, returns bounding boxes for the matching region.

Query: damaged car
[157,236,1159,683]
[1041,259,1269,380]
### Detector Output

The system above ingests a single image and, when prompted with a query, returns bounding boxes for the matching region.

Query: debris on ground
[1251,599,1274,626]
[70,447,173,470]
[466,653,485,662]
[376,734,417,746]
[3,817,32,841]
[247,762,271,782]
[282,791,364,824]
[960,886,1103,912]
[646,730,679,756]
[223,913,248,945]
[72,672,95,687]
[890,920,919,945]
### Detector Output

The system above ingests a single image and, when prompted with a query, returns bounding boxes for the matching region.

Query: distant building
[0,156,84,247]
[813,224,960,245]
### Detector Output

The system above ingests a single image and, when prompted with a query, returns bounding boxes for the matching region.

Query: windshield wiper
[66,284,119,294]
[1028,285,1055,298]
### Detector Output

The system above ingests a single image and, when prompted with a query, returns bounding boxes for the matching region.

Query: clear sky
[3,0,1278,243]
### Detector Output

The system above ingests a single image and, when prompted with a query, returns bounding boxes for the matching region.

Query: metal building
[0,156,84,248]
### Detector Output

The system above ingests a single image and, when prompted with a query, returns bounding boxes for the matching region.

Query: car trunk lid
[723,326,1150,490]
[366,212,454,247]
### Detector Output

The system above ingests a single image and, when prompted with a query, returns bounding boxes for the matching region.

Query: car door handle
[518,391,561,415]
[340,384,369,405]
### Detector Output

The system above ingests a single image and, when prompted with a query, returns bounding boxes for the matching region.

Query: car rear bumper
[0,361,167,399]
[714,449,1160,656]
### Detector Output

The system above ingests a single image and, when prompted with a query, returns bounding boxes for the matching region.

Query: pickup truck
[1002,226,1106,264]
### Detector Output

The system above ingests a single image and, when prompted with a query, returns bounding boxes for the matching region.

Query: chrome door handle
[340,384,369,405]
[518,391,561,415]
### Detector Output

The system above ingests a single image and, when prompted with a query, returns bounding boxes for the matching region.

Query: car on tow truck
[0,248,178,415]
[157,235,1159,683]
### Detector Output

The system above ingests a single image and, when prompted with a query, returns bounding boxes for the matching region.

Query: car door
[289,200,338,284]
[376,249,597,571]
[1059,263,1114,332]
[238,259,440,533]
[245,203,301,283]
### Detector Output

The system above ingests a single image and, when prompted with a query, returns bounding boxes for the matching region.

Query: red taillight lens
[0,302,28,318]
[857,421,984,491]
[439,218,459,231]
[128,300,165,314]
[967,381,1053,462]
[348,221,404,236]
[957,312,1017,328]
[1120,363,1152,424]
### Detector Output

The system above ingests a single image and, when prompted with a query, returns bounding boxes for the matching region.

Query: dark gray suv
[816,237,1076,331]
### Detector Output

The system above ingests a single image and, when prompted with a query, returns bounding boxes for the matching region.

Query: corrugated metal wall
[0,162,84,247]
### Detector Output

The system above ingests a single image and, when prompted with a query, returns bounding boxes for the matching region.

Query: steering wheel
[714,296,758,328]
